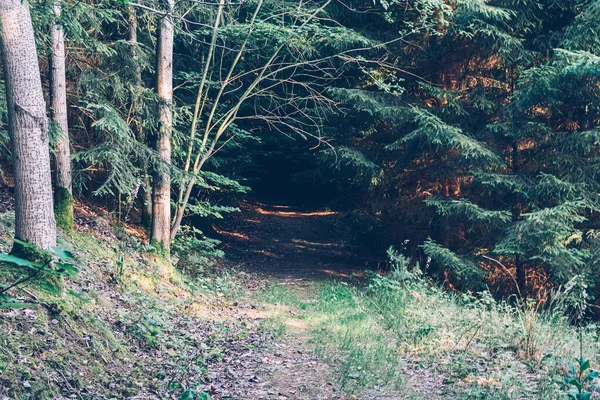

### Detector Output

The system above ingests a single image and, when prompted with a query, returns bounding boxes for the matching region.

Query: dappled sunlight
[254,206,338,217]
[291,238,341,248]
[319,269,367,278]
[213,225,250,240]
[128,273,156,292]
[248,249,284,258]
[268,204,293,209]
[285,317,309,330]
[464,375,504,389]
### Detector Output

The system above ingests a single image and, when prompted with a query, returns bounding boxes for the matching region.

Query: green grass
[257,275,600,399]
[258,281,408,393]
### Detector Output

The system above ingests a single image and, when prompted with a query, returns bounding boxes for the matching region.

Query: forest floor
[210,201,480,400]
[213,201,587,400]
[0,193,590,399]
[212,201,419,399]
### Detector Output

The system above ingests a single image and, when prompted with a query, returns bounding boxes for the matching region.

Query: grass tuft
[257,274,600,398]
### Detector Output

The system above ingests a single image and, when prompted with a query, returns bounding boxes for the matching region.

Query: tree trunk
[0,0,56,250]
[151,0,174,253]
[441,177,451,248]
[141,176,152,229]
[515,254,526,298]
[127,7,152,229]
[50,1,73,232]
[512,140,525,297]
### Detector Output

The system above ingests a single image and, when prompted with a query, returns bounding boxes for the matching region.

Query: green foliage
[315,0,600,295]
[178,390,212,400]
[387,107,502,165]
[0,240,80,308]
[495,201,591,283]
[381,245,423,285]
[172,226,224,277]
[423,238,486,287]
[563,355,597,399]
[73,101,156,196]
[425,197,512,225]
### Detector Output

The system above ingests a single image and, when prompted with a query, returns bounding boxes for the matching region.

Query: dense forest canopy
[0,0,600,299]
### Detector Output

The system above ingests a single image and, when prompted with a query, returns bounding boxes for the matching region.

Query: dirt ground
[208,201,435,400]
[0,195,435,399]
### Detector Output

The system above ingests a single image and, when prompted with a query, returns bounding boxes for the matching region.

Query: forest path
[209,201,446,400]
[215,200,370,280]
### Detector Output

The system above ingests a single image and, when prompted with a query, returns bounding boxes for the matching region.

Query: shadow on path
[214,201,371,280]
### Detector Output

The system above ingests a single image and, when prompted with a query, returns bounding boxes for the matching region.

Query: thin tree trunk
[515,254,526,298]
[128,7,152,229]
[170,0,332,239]
[170,0,225,240]
[50,0,74,232]
[0,0,56,250]
[441,177,451,248]
[141,177,152,228]
[151,0,174,253]
[512,140,525,297]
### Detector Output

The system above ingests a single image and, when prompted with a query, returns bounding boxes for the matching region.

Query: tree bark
[0,0,56,250]
[151,0,174,253]
[50,0,73,232]
[128,7,152,229]
[441,177,451,249]
[512,140,525,297]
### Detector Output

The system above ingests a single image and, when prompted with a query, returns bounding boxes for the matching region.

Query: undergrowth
[258,249,600,398]
[0,211,243,399]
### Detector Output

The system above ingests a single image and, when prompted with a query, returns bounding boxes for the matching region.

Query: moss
[10,240,53,264]
[150,239,171,259]
[71,231,112,258]
[54,186,74,232]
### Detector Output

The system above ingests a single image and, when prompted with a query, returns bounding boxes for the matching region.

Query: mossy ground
[54,186,74,233]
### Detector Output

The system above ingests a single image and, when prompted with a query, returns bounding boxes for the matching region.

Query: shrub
[172,226,224,277]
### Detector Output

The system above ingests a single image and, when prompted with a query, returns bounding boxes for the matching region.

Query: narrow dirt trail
[215,201,371,280]
[207,201,441,400]
[210,201,372,399]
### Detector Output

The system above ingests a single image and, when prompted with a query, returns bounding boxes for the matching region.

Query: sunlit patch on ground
[267,204,293,209]
[248,249,284,258]
[213,225,250,240]
[320,269,351,278]
[254,206,338,217]
[291,238,341,248]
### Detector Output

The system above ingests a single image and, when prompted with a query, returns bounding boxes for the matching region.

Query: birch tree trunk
[50,0,73,232]
[151,0,174,253]
[128,7,152,229]
[0,0,56,250]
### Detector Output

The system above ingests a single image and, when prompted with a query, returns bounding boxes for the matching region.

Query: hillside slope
[1,192,598,399]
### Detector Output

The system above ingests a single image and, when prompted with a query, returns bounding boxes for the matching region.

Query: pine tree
[151,0,175,253]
